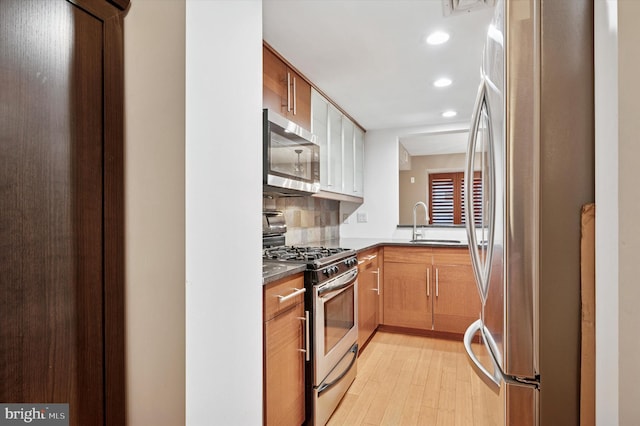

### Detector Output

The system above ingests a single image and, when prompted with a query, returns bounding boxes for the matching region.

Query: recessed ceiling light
[442,110,457,118]
[426,31,450,45]
[433,78,452,88]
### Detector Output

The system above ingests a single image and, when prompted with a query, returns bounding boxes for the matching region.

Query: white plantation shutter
[461,172,483,225]
[430,175,456,224]
[429,172,482,225]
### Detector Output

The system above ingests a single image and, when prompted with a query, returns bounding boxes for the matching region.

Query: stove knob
[331,266,338,275]
[323,268,330,276]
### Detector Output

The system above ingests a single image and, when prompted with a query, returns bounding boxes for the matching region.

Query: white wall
[617,1,640,423]
[341,122,469,239]
[594,1,618,424]
[185,1,263,425]
[124,1,186,425]
[596,1,640,424]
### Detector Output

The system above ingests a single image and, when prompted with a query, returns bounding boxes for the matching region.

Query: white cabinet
[311,88,365,201]
[342,118,355,195]
[311,91,329,189]
[328,104,343,192]
[354,126,364,196]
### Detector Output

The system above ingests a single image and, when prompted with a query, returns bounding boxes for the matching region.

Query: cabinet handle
[341,119,345,193]
[277,287,305,303]
[436,268,439,297]
[426,267,430,297]
[353,130,357,192]
[372,269,380,295]
[298,311,310,361]
[365,254,377,261]
[286,72,291,112]
[293,76,297,115]
[326,103,332,187]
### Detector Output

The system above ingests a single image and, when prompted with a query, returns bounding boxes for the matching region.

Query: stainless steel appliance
[263,109,320,195]
[262,210,287,248]
[461,0,594,425]
[263,246,359,426]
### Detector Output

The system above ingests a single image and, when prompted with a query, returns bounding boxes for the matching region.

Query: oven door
[314,268,358,383]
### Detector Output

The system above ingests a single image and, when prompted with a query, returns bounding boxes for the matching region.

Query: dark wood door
[0,1,127,424]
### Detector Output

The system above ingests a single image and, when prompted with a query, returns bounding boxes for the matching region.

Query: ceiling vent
[442,0,495,16]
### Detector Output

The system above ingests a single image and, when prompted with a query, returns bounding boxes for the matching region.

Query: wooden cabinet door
[264,303,305,426]
[383,262,432,330]
[289,69,311,130]
[0,1,126,424]
[263,46,288,117]
[358,251,379,349]
[432,264,482,334]
[263,46,311,130]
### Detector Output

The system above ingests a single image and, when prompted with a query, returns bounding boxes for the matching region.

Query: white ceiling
[263,0,495,155]
[400,130,469,156]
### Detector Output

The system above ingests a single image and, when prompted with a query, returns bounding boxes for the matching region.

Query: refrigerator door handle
[464,78,496,304]
[464,319,502,394]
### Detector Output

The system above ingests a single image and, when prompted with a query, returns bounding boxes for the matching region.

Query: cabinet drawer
[432,247,472,265]
[357,248,379,272]
[264,274,305,321]
[384,246,432,263]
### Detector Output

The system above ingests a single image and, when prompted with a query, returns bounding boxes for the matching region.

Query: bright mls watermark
[0,404,68,426]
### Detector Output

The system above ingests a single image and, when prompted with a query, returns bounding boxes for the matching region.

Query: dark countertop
[332,237,469,252]
[262,262,306,285]
[262,238,469,285]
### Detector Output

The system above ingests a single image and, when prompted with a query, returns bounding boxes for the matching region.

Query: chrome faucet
[413,201,429,240]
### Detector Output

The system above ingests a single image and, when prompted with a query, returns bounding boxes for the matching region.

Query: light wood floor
[326,331,502,426]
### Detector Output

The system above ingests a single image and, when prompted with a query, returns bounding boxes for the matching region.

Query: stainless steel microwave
[263,109,320,194]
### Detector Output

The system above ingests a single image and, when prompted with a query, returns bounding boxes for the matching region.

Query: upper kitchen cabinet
[263,44,311,131]
[311,89,365,202]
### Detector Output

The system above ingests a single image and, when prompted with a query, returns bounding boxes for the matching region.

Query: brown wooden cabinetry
[432,248,482,334]
[357,248,380,350]
[263,274,306,426]
[383,247,433,330]
[263,45,311,130]
[382,246,481,337]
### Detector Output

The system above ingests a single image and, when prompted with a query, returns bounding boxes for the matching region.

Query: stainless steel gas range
[263,245,358,426]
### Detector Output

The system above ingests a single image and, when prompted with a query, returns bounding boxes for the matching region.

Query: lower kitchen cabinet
[432,248,482,334]
[383,247,433,330]
[382,246,481,336]
[357,248,381,350]
[263,274,306,426]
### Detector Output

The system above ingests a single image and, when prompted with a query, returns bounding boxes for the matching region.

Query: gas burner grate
[263,246,349,262]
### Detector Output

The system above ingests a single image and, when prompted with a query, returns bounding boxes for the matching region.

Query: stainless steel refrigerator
[461,0,594,425]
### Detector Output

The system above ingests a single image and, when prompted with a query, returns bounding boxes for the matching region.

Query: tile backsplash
[263,196,340,245]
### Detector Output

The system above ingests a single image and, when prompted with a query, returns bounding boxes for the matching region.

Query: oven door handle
[319,280,355,302]
[318,269,357,298]
[317,344,358,394]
